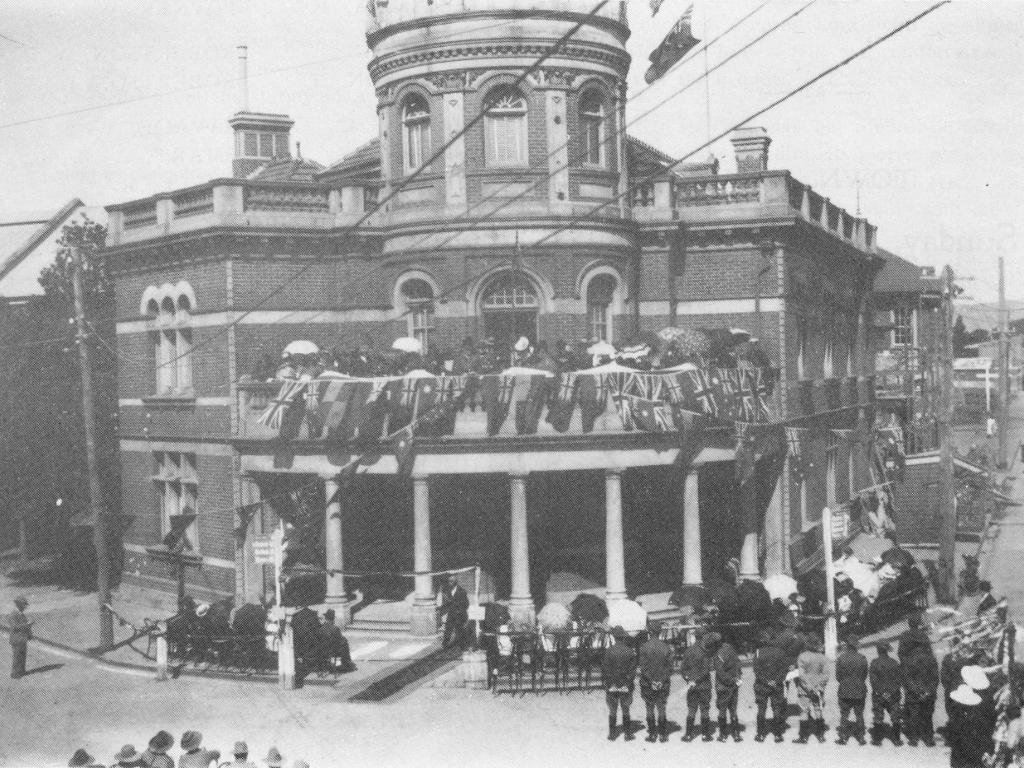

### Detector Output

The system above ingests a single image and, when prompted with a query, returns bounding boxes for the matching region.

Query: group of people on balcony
[247,326,772,383]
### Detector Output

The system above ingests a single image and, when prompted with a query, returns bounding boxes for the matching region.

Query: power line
[0,31,28,48]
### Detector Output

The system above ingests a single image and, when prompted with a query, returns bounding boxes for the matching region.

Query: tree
[952,315,969,357]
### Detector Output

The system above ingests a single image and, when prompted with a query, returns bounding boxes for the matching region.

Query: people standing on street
[602,626,637,741]
[835,636,868,745]
[141,731,175,768]
[178,732,219,768]
[228,742,257,768]
[7,595,32,679]
[679,632,715,742]
[637,621,673,743]
[793,635,829,744]
[902,641,939,747]
[898,613,930,663]
[753,632,789,742]
[869,640,903,745]
[439,573,469,650]
[946,684,988,767]
[710,632,743,742]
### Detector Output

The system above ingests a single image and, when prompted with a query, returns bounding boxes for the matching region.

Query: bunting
[256,379,307,430]
[545,373,579,433]
[483,374,517,436]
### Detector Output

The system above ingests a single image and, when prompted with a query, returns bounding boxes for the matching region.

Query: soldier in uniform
[753,633,790,742]
[869,640,903,745]
[638,621,673,743]
[602,626,637,741]
[679,632,715,741]
[835,636,869,745]
[710,632,743,742]
[793,635,829,744]
[8,596,32,679]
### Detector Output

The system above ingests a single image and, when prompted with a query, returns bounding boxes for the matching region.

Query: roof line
[0,198,84,282]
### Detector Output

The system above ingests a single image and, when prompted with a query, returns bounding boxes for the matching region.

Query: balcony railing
[368,0,628,32]
[106,179,383,246]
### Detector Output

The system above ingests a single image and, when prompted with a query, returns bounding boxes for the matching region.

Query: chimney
[730,126,771,173]
[237,45,249,112]
[227,47,294,178]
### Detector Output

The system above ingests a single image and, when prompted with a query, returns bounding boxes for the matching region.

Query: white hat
[951,683,982,706]
[961,665,990,691]
[195,602,210,617]
[514,336,530,352]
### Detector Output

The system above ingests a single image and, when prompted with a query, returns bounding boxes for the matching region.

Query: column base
[604,590,627,604]
[508,597,536,629]
[323,596,352,628]
[410,600,438,637]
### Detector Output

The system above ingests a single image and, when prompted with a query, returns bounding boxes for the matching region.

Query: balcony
[632,170,877,254]
[106,179,382,247]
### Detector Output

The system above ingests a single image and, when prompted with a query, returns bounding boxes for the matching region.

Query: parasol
[881,546,916,571]
[729,328,753,343]
[763,574,799,602]
[607,599,648,633]
[392,337,423,354]
[669,584,710,611]
[838,558,879,597]
[570,593,609,624]
[617,343,651,360]
[283,340,320,356]
[537,602,572,632]
[500,366,556,377]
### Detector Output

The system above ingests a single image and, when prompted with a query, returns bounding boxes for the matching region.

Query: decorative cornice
[369,41,631,83]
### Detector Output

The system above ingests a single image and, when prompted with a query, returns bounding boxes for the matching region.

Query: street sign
[252,535,275,566]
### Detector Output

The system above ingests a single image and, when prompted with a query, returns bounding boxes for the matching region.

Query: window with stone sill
[153,451,199,553]
[400,277,435,353]
[144,289,195,397]
[579,91,607,168]
[402,94,431,173]
[485,89,528,166]
[587,273,617,342]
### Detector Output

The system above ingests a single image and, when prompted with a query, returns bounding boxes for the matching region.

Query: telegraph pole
[72,245,114,649]
[998,256,1009,468]
[936,264,957,605]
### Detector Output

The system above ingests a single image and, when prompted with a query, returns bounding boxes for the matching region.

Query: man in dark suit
[870,640,903,745]
[835,636,869,745]
[680,632,715,741]
[753,633,790,742]
[602,626,637,741]
[315,609,355,673]
[439,573,469,649]
[638,621,673,743]
[902,642,939,747]
[8,596,32,679]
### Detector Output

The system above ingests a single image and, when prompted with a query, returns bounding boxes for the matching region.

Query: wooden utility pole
[998,256,1009,468]
[936,264,957,605]
[72,245,114,649]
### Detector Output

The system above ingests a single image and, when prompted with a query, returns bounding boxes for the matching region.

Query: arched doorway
[480,272,540,352]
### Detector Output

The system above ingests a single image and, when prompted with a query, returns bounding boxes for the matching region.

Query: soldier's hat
[148,731,174,754]
[113,745,140,764]
[69,749,94,767]
[180,731,202,751]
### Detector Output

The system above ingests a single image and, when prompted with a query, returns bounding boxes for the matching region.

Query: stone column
[604,469,627,603]
[740,532,760,580]
[682,469,703,585]
[508,473,534,627]
[410,475,437,636]
[323,478,350,626]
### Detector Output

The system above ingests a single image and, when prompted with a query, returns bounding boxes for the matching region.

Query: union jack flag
[785,426,811,483]
[737,369,757,422]
[256,379,307,430]
[754,368,773,420]
[686,370,718,417]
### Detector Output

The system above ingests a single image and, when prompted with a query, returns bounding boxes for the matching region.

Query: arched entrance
[480,272,539,352]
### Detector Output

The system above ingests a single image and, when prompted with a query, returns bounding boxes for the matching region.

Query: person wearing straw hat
[835,636,868,745]
[7,595,32,679]
[113,745,145,768]
[227,742,256,768]
[946,683,988,767]
[68,749,104,767]
[140,731,175,768]
[603,625,638,741]
[902,640,939,747]
[638,620,673,743]
[869,640,903,746]
[264,747,284,767]
[178,731,220,768]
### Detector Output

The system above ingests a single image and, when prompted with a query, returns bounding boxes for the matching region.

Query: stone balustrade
[368,0,628,31]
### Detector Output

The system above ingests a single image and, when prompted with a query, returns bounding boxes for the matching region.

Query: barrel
[461,650,489,689]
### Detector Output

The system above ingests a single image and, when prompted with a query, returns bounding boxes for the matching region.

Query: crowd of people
[65,731,310,768]
[246,327,772,383]
[598,608,1005,763]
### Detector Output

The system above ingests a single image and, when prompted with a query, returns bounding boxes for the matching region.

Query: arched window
[143,285,195,396]
[579,91,606,167]
[401,278,435,353]
[481,272,540,351]
[485,88,528,166]
[402,94,431,173]
[586,274,617,342]
[482,273,539,310]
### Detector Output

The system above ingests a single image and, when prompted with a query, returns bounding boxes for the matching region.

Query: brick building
[104,0,881,628]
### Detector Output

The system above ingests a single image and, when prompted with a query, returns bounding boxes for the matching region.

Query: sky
[1,0,1020,318]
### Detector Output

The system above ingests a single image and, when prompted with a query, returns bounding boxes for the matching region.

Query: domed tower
[366,0,634,350]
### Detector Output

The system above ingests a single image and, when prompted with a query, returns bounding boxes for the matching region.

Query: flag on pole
[645,3,700,84]
[650,0,666,16]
